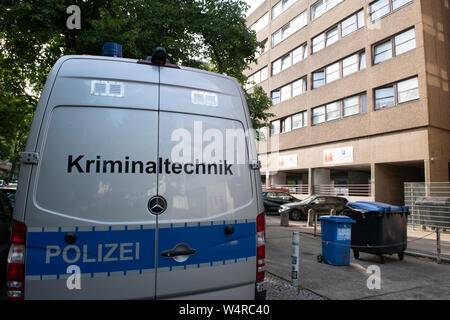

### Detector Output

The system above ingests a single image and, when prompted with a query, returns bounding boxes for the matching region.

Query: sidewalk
[265,215,450,300]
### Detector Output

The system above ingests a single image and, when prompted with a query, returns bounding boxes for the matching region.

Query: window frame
[311,9,364,54]
[272,0,297,20]
[246,66,268,89]
[272,10,307,48]
[372,27,416,65]
[369,0,413,22]
[374,76,419,110]
[312,92,367,125]
[251,12,269,33]
[312,49,366,89]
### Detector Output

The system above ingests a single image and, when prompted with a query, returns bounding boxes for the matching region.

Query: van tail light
[7,220,27,300]
[256,213,265,283]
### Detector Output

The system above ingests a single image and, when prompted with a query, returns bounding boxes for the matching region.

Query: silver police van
[7,44,266,300]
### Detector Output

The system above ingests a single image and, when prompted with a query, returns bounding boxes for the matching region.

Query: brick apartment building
[245,0,450,205]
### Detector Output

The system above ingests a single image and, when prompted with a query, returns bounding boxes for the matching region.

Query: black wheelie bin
[343,201,409,264]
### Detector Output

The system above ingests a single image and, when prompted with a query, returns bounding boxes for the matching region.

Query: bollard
[436,227,441,264]
[280,211,289,227]
[314,213,318,237]
[307,209,314,227]
[292,231,300,291]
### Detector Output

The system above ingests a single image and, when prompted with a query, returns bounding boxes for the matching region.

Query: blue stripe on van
[25,221,256,277]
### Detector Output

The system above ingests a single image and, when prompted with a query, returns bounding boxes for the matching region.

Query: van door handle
[161,243,196,258]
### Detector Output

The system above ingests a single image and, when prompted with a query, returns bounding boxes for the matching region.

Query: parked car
[0,191,13,271]
[262,190,299,214]
[279,195,348,221]
[0,187,16,209]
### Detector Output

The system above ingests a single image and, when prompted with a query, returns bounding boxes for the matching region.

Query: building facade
[246,0,450,205]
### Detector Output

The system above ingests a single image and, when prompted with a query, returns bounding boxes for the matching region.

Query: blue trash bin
[318,215,356,266]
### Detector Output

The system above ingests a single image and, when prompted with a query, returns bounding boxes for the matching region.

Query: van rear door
[23,58,159,299]
[155,67,258,299]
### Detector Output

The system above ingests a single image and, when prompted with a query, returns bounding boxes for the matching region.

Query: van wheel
[379,255,385,264]
[353,250,360,260]
[398,252,404,261]
[291,210,302,221]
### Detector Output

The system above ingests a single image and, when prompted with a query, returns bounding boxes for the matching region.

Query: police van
[7,44,266,300]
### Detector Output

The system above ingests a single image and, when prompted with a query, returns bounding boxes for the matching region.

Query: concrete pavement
[265,215,450,300]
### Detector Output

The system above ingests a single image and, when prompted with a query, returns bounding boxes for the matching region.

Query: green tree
[0,0,273,175]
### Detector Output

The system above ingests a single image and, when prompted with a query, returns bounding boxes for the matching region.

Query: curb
[404,250,450,264]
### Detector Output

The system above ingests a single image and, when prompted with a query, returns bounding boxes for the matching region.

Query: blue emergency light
[102,42,123,57]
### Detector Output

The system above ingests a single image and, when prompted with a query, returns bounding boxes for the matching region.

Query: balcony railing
[314,184,371,197]
[268,184,309,195]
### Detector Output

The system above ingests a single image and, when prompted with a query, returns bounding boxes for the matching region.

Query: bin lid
[318,215,356,224]
[356,201,393,212]
[346,202,384,213]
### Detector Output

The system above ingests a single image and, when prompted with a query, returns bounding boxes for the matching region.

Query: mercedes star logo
[148,195,167,215]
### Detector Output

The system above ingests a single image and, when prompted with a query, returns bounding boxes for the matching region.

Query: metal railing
[314,184,371,197]
[269,184,309,195]
[405,182,450,229]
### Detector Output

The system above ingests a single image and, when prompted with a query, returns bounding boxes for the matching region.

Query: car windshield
[300,196,316,204]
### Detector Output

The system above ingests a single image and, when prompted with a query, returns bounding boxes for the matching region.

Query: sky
[245,0,265,16]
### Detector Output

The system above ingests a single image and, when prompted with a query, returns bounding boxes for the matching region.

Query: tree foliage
[0,0,272,177]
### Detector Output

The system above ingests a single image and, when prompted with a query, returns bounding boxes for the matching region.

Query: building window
[292,43,308,64]
[281,54,291,71]
[370,0,412,22]
[255,38,269,59]
[257,127,267,140]
[374,86,396,109]
[311,0,344,21]
[313,50,366,89]
[272,43,307,76]
[359,52,366,70]
[272,0,297,20]
[341,14,358,37]
[246,66,268,89]
[312,70,325,89]
[326,62,340,84]
[281,117,292,133]
[272,11,307,47]
[292,78,307,97]
[271,90,281,105]
[397,77,419,103]
[272,59,281,76]
[270,120,280,135]
[251,12,269,33]
[394,28,416,55]
[374,76,419,109]
[271,76,307,104]
[326,26,339,46]
[292,111,307,129]
[342,54,359,77]
[373,28,416,64]
[312,106,326,125]
[311,9,364,54]
[326,102,341,120]
[313,93,367,125]
[272,30,282,47]
[312,33,326,53]
[342,94,366,117]
[280,84,291,102]
[271,110,308,136]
